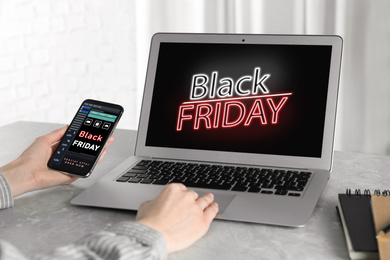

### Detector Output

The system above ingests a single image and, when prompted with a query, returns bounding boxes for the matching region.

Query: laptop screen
[145,42,332,158]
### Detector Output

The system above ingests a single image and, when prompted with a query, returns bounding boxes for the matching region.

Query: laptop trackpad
[195,190,235,214]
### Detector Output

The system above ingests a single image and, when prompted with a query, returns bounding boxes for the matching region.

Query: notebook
[71,33,343,227]
[337,191,378,259]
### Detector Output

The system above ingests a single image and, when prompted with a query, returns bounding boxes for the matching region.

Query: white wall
[0,0,139,130]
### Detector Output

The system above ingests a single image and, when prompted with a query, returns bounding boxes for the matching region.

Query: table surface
[1,121,390,259]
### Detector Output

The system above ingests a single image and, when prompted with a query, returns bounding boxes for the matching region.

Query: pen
[376,223,390,239]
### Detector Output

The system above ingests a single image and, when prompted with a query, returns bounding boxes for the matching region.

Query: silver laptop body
[72,33,342,227]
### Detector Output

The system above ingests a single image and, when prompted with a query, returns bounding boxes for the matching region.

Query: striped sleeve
[34,222,167,260]
[0,172,167,259]
[0,172,14,209]
[1,222,167,260]
[0,240,28,260]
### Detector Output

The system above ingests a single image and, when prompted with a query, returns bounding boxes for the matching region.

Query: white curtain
[133,0,390,155]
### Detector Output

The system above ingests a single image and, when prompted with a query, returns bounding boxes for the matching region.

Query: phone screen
[48,99,123,177]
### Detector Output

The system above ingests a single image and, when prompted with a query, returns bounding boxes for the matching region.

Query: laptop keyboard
[116,160,312,197]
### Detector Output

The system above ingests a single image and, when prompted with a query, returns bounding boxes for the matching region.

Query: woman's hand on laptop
[136,183,219,254]
[0,126,114,197]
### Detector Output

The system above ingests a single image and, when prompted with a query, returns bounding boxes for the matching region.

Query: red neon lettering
[222,101,246,128]
[194,104,213,130]
[176,93,291,131]
[177,105,194,131]
[266,97,288,124]
[213,102,222,128]
[79,131,103,142]
[244,99,267,126]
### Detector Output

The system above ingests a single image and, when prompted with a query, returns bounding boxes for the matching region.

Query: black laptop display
[146,43,332,158]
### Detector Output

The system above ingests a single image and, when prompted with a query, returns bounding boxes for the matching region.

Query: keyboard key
[140,179,154,184]
[123,173,138,178]
[153,179,170,185]
[183,181,232,190]
[128,169,148,174]
[132,166,148,170]
[137,160,151,166]
[232,185,248,192]
[299,171,312,177]
[116,177,129,182]
[128,177,142,183]
[275,189,288,195]
[248,187,261,193]
[287,186,304,191]
[261,183,274,189]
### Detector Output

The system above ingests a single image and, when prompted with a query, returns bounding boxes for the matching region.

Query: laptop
[71,33,342,227]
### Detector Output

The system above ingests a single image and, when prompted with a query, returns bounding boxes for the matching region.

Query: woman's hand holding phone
[47,99,123,177]
[0,126,114,197]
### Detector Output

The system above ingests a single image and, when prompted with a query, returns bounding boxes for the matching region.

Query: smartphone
[48,99,124,177]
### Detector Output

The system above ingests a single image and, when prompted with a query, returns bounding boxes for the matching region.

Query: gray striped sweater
[0,172,167,260]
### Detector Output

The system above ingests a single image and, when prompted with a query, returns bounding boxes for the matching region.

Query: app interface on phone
[50,101,122,175]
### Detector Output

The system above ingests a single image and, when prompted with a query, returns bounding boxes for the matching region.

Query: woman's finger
[196,193,215,211]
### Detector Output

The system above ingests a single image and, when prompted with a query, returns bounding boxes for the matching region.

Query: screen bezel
[135,33,342,171]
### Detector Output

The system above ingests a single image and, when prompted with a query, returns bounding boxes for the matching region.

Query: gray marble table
[1,121,389,259]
